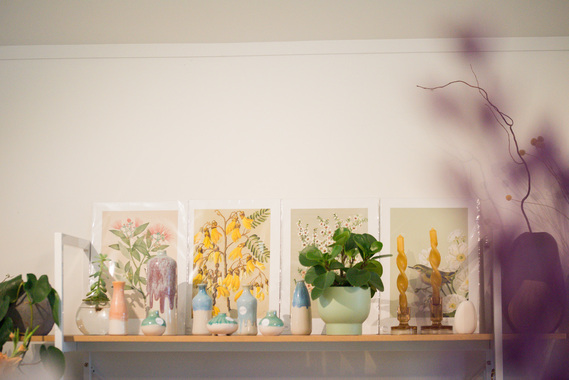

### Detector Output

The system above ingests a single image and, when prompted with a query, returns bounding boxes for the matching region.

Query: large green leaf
[310,286,323,301]
[346,267,371,287]
[0,295,10,321]
[313,271,335,290]
[304,265,325,285]
[28,275,52,304]
[368,271,384,292]
[299,246,321,267]
[305,246,323,262]
[370,240,383,254]
[0,317,14,348]
[329,245,343,260]
[40,345,66,379]
[47,289,61,326]
[110,229,127,240]
[332,228,350,245]
[329,260,345,270]
[366,260,383,277]
[0,275,23,301]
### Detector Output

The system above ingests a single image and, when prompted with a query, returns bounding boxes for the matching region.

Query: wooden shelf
[63,333,495,353]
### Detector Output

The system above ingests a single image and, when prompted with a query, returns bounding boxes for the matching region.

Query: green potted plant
[76,254,111,335]
[0,274,65,378]
[299,227,390,335]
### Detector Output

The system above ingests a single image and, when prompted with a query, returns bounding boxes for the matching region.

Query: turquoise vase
[259,310,285,336]
[192,284,213,335]
[291,280,312,335]
[237,285,257,335]
[141,310,166,336]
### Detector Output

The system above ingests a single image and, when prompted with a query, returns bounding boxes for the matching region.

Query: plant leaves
[245,234,270,263]
[0,275,23,302]
[133,237,148,256]
[110,229,127,239]
[310,286,323,301]
[130,246,141,261]
[329,260,345,270]
[368,271,384,292]
[247,209,270,229]
[40,345,66,380]
[313,271,335,290]
[370,240,383,253]
[0,316,13,348]
[27,274,52,304]
[151,244,170,253]
[329,245,343,260]
[0,295,10,321]
[332,227,350,245]
[119,244,130,259]
[133,222,149,236]
[108,244,121,251]
[47,289,61,326]
[304,265,325,285]
[346,267,371,287]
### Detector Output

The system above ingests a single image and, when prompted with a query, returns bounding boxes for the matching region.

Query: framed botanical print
[281,198,380,334]
[188,200,280,330]
[91,201,189,334]
[379,198,480,333]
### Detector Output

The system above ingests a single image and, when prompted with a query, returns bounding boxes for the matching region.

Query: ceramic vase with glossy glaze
[237,285,257,335]
[317,286,371,335]
[291,280,312,335]
[192,283,213,335]
[147,251,178,335]
[109,281,127,335]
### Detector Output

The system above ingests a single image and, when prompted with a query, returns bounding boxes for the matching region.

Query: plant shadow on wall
[418,36,568,379]
[192,209,270,317]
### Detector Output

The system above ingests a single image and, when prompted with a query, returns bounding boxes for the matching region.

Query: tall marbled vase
[291,280,312,335]
[237,285,257,335]
[147,251,178,335]
[192,284,213,335]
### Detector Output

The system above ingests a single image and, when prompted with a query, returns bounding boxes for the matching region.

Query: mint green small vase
[141,310,166,336]
[259,310,285,336]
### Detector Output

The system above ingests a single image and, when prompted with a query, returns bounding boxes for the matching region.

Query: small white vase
[454,300,477,334]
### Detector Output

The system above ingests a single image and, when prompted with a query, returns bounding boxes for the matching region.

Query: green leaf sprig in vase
[82,254,110,308]
[299,227,390,300]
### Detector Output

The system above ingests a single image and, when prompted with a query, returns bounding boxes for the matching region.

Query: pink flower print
[149,224,172,244]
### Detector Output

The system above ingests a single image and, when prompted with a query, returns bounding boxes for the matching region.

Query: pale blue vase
[237,285,257,335]
[291,280,312,335]
[192,284,213,335]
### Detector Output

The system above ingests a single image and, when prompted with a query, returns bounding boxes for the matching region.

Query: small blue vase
[237,285,257,335]
[291,280,312,335]
[192,284,213,335]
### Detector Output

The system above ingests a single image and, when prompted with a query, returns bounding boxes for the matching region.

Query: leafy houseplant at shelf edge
[299,227,390,335]
[0,273,65,378]
[76,254,112,335]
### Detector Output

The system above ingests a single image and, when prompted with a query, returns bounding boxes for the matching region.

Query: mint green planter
[317,286,371,335]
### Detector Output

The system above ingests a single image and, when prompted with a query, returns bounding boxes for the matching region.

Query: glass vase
[75,301,110,335]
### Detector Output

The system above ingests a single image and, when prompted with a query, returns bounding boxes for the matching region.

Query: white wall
[1,38,568,378]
